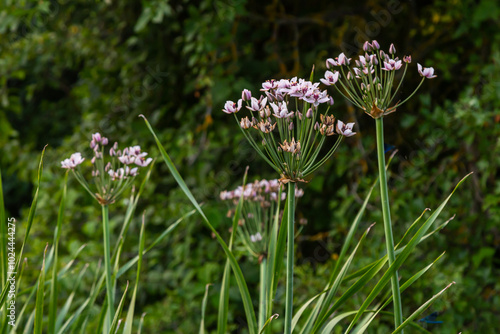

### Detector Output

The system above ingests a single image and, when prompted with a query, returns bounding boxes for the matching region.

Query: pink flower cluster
[61,133,152,180]
[220,179,303,206]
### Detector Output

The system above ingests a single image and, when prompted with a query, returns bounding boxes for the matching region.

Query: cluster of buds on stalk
[321,40,436,118]
[220,179,304,258]
[223,77,356,183]
[61,133,152,205]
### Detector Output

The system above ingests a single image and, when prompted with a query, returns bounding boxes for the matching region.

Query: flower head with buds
[223,76,356,182]
[322,41,437,118]
[220,178,303,257]
[61,133,152,205]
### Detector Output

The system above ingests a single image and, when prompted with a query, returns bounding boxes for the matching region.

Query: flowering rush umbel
[220,179,304,259]
[322,40,437,118]
[223,77,356,183]
[61,133,152,205]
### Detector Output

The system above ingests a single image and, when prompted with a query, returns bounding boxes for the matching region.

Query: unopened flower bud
[289,122,294,131]
[372,40,380,49]
[91,156,96,164]
[314,122,320,131]
[101,137,109,146]
[105,162,112,172]
[389,43,396,55]
[306,108,313,118]
[241,89,252,101]
[328,96,334,106]
[240,116,252,129]
[363,41,371,51]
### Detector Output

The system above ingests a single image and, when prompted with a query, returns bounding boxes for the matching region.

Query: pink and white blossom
[417,63,437,79]
[222,99,243,114]
[336,120,356,137]
[61,153,85,169]
[320,70,340,86]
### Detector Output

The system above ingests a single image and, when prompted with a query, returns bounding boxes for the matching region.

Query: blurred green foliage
[1,0,499,332]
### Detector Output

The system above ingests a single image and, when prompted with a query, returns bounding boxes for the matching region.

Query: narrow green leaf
[49,171,68,334]
[35,244,49,334]
[301,151,394,334]
[259,314,279,334]
[200,284,211,334]
[296,223,375,332]
[0,148,46,307]
[55,264,89,332]
[141,115,258,334]
[137,313,146,334]
[354,252,446,334]
[343,174,471,333]
[218,168,247,334]
[123,214,147,334]
[392,282,455,334]
[110,281,129,334]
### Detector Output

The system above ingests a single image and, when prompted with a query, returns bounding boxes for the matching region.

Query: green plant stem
[284,183,295,334]
[258,258,267,330]
[375,117,403,331]
[102,204,115,329]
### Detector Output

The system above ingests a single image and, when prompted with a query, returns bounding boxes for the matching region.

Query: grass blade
[110,281,129,334]
[55,264,89,331]
[391,282,456,334]
[0,148,46,307]
[34,244,49,334]
[342,174,471,333]
[123,213,147,334]
[49,171,68,334]
[259,314,279,334]
[200,283,211,334]
[141,115,258,334]
[218,169,247,334]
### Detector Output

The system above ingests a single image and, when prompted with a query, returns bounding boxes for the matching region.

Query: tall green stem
[258,258,267,329]
[102,204,115,329]
[375,117,403,331]
[284,183,295,334]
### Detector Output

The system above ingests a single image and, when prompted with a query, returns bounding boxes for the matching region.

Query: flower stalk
[258,258,267,329]
[101,204,115,328]
[284,182,295,334]
[376,117,403,330]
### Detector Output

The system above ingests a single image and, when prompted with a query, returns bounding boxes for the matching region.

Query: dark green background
[1,0,499,332]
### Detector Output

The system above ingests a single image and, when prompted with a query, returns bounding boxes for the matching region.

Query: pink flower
[336,120,356,137]
[417,63,437,79]
[337,53,351,66]
[320,70,340,86]
[303,90,330,107]
[61,153,85,169]
[246,96,268,112]
[326,58,338,68]
[270,101,293,118]
[222,99,243,114]
[382,59,402,71]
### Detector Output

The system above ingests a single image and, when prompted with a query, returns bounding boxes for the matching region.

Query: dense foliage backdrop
[1,0,499,332]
